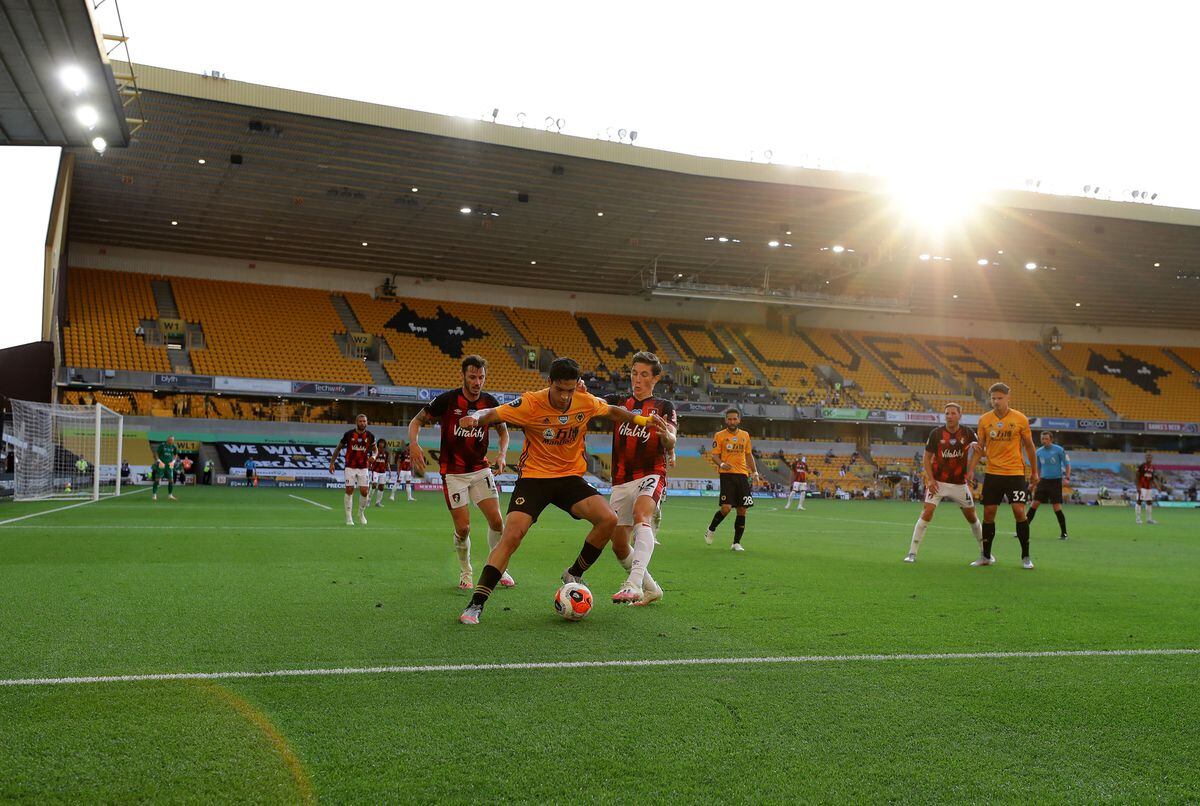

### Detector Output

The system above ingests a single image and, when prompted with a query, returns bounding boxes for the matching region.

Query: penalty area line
[2,648,1196,688]
[0,487,151,527]
[288,494,332,511]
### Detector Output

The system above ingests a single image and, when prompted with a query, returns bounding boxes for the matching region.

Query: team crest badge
[509,398,522,408]
[454,409,463,415]
[515,497,525,505]
[558,415,570,425]
[542,429,556,440]
[576,413,584,421]
[950,439,957,445]
[990,430,998,438]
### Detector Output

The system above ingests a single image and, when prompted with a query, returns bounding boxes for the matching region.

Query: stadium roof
[66,63,1200,327]
[0,0,130,147]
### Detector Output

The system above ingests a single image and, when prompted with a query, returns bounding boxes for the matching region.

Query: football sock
[167,477,174,494]
[1016,519,1031,558]
[357,493,368,517]
[1026,506,1038,525]
[970,519,984,549]
[1055,509,1067,535]
[909,518,929,556]
[344,492,353,518]
[784,493,793,509]
[798,490,806,508]
[628,523,656,588]
[708,510,727,532]
[469,564,502,607]
[453,532,471,573]
[487,525,503,551]
[567,540,604,578]
[982,521,996,556]
[733,514,746,544]
[152,476,159,495]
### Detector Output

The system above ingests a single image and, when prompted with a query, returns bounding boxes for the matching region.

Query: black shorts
[1034,478,1064,505]
[719,473,754,509]
[982,474,1029,506]
[507,476,600,523]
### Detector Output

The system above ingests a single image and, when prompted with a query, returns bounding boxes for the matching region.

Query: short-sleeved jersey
[397,448,412,471]
[791,459,808,483]
[1136,461,1157,490]
[712,428,752,476]
[339,427,376,469]
[156,442,179,465]
[425,389,501,475]
[925,425,977,484]
[604,394,677,484]
[1036,444,1069,480]
[496,388,609,478]
[373,446,391,474]
[977,408,1030,476]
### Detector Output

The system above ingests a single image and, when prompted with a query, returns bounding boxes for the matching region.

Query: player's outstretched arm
[407,410,430,474]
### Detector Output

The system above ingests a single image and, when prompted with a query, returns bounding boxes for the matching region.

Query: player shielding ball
[974,383,1039,569]
[784,455,808,511]
[456,357,669,625]
[704,408,763,551]
[1134,452,1161,525]
[905,403,983,562]
[370,439,391,508]
[1026,431,1071,539]
[151,435,179,502]
[408,355,512,590]
[604,351,676,605]
[328,413,376,526]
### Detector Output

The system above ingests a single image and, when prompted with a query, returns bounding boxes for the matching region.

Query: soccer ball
[554,582,593,621]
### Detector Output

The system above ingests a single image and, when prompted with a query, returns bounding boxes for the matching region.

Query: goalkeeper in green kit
[152,435,180,501]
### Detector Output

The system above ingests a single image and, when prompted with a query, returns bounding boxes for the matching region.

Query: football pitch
[1,488,1197,802]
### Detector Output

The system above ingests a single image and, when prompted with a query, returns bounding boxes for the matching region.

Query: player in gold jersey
[973,382,1039,569]
[703,408,763,551]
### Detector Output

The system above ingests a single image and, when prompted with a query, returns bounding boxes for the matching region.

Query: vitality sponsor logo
[617,422,653,442]
[453,425,487,439]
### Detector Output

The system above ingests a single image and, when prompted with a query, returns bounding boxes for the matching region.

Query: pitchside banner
[217,441,343,477]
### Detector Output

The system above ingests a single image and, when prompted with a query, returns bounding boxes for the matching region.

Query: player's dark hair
[461,354,487,373]
[725,407,740,417]
[944,402,963,412]
[377,438,387,447]
[988,382,1011,394]
[631,350,662,376]
[1042,431,1054,440]
[548,357,581,382]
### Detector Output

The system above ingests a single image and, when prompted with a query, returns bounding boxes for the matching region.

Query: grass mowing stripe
[287,494,333,510]
[0,487,150,526]
[3,647,1196,688]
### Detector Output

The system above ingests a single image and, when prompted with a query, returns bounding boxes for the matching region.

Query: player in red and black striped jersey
[370,439,391,507]
[784,457,808,511]
[602,351,677,604]
[905,403,983,562]
[408,355,513,589]
[328,413,377,526]
[390,444,414,502]
[1134,452,1161,525]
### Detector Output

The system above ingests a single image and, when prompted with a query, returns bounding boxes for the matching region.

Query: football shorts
[1033,478,1064,505]
[609,474,664,526]
[790,480,807,493]
[343,467,371,488]
[719,473,754,508]
[1137,487,1156,503]
[443,467,498,510]
[925,481,975,508]
[507,475,599,523]
[981,473,1029,505]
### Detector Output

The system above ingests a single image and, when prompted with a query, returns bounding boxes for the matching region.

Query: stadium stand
[1057,342,1200,421]
[62,268,171,373]
[171,277,372,383]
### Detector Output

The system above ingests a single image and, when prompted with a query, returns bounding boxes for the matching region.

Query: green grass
[1,488,1197,802]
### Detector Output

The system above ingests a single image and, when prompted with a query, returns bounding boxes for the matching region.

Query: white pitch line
[1,648,1195,688]
[0,487,150,527]
[288,494,333,511]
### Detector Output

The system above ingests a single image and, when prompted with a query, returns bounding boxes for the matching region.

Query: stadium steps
[908,337,963,393]
[1163,348,1200,378]
[714,326,770,386]
[841,331,913,398]
[151,280,180,319]
[329,294,365,333]
[363,359,390,386]
[199,443,224,475]
[643,320,685,363]
[490,308,537,366]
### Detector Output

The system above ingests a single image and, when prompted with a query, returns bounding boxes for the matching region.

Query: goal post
[9,400,124,501]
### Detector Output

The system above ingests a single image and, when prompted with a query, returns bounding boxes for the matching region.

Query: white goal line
[1,647,1195,688]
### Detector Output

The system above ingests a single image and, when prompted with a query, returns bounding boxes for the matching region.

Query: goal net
[9,400,124,501]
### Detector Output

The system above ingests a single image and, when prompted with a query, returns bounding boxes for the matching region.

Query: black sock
[1026,506,1038,525]
[708,510,728,532]
[1016,520,1031,558]
[568,540,604,578]
[1055,509,1067,535]
[469,564,502,607]
[733,514,746,544]
[982,522,996,556]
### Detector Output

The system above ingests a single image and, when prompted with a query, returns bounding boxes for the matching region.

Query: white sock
[357,494,369,517]
[970,519,984,549]
[627,523,656,588]
[454,532,471,573]
[344,492,353,518]
[909,518,929,556]
[1146,504,1153,520]
[487,525,503,551]
[798,490,806,508]
[784,493,793,509]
